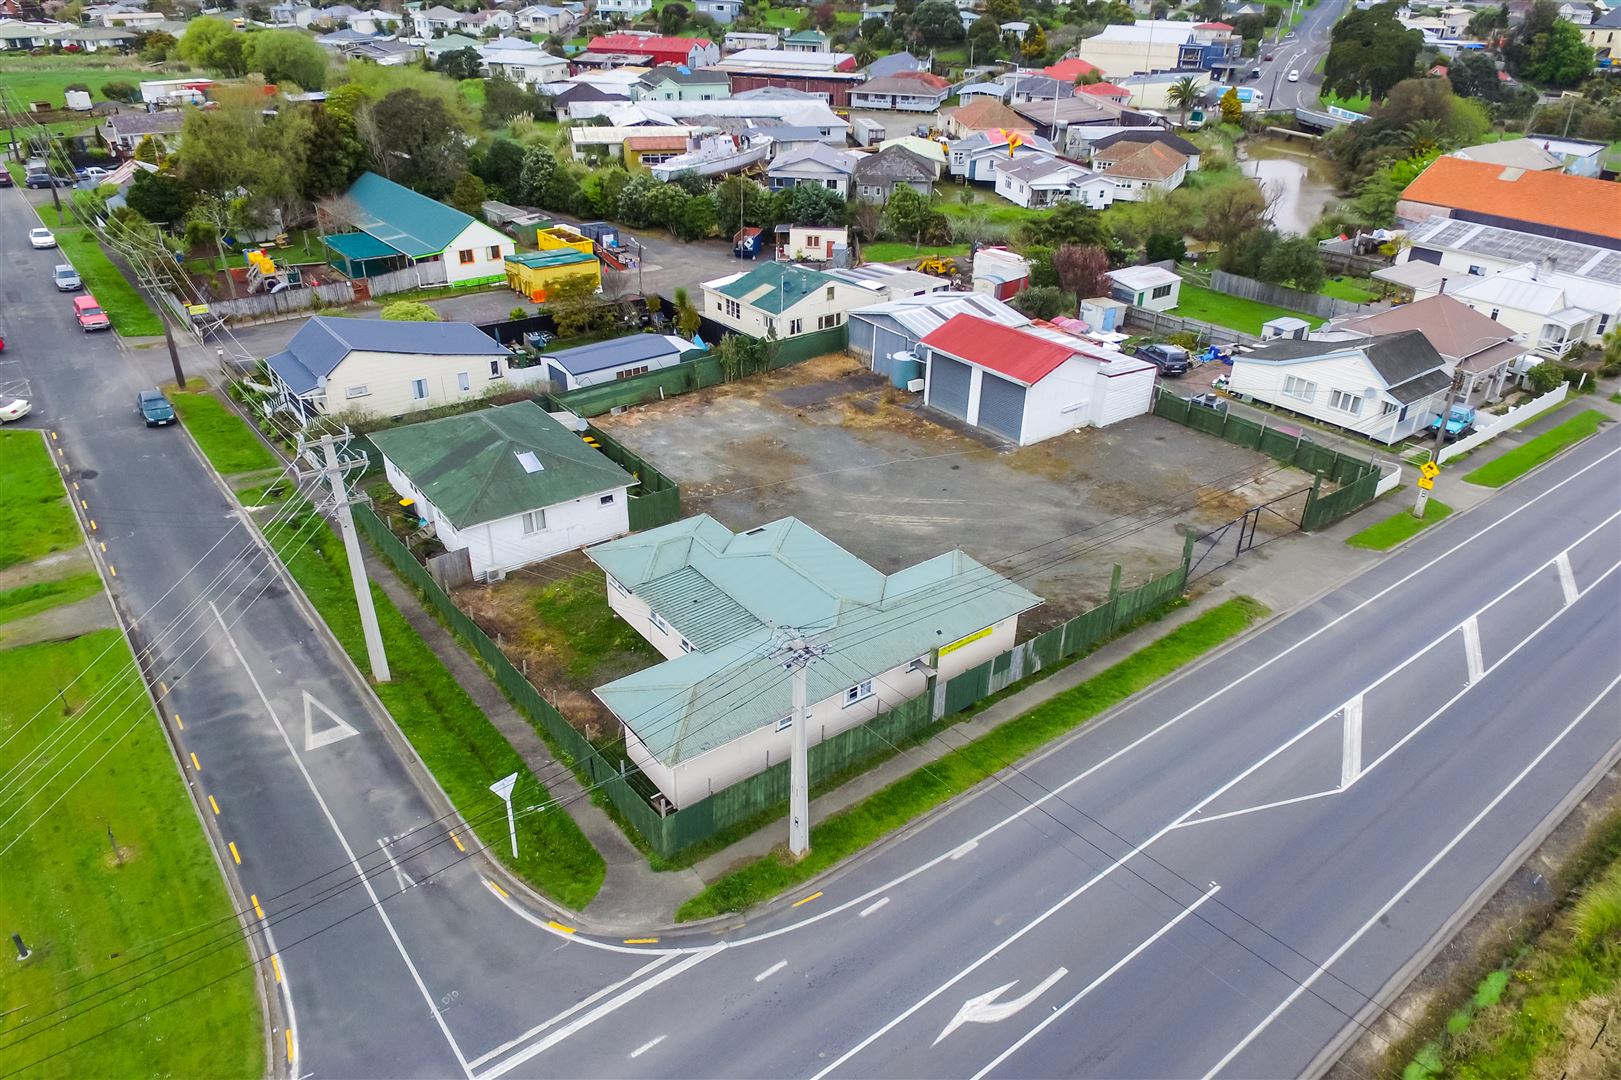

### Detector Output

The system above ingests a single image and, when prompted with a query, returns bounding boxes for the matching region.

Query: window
[1329,388,1364,415]
[1489,308,1500,321]
[818,313,841,330]
[457,371,471,392]
[515,451,543,473]
[776,715,793,732]
[410,378,429,401]
[487,245,501,261]
[680,638,694,653]
[607,575,627,596]
[1382,401,1398,415]
[345,384,369,399]
[1282,374,1316,402]
[825,286,835,301]
[724,298,741,319]
[1467,264,1484,276]
[615,365,650,379]
[458,249,475,265]
[599,493,615,506]
[1150,283,1174,300]
[844,680,874,706]
[521,508,546,534]
[489,359,504,379]
[650,611,671,635]
[789,318,803,335]
[764,318,776,337]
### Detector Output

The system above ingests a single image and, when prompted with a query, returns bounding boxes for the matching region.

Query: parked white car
[1287,69,1300,82]
[0,398,33,424]
[28,228,56,250]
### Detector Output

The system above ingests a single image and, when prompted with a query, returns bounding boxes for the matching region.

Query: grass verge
[1346,499,1451,551]
[169,389,280,476]
[0,431,83,571]
[0,572,104,625]
[677,596,1269,920]
[41,209,163,337]
[1174,282,1324,336]
[1463,410,1608,488]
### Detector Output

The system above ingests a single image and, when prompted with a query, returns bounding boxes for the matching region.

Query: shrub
[508,306,528,320]
[380,301,441,322]
[101,80,140,103]
[1525,361,1563,395]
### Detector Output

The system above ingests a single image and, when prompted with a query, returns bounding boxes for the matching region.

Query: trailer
[850,116,885,147]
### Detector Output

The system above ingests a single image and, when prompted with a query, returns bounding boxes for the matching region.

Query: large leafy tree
[366,88,467,197]
[1260,235,1325,291]
[777,183,846,227]
[910,0,965,46]
[1445,50,1501,100]
[177,16,247,75]
[245,29,329,88]
[1052,244,1112,301]
[1323,3,1423,101]
[1525,19,1594,87]
[300,106,365,200]
[125,170,192,223]
[435,47,484,81]
[1015,201,1109,248]
[473,137,527,196]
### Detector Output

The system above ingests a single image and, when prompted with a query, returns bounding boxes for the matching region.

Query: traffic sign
[1420,461,1440,480]
[1417,476,1435,490]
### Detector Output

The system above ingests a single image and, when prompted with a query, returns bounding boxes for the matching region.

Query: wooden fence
[1209,270,1376,321]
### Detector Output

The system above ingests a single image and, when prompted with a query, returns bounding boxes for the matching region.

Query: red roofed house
[919,314,1155,444]
[1078,81,1131,104]
[584,34,719,68]
[1044,57,1103,82]
[1396,155,1621,248]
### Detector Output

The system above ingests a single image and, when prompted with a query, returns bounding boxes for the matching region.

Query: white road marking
[466,955,673,1070]
[934,967,1067,1046]
[1202,673,1621,1079]
[1339,695,1363,788]
[211,603,472,1079]
[754,960,788,983]
[1557,551,1579,605]
[628,1036,665,1059]
[1462,617,1483,683]
[971,887,1221,1080]
[258,918,301,1070]
[950,840,978,860]
[859,897,890,918]
[1184,790,1340,829]
[304,689,360,751]
[378,837,417,892]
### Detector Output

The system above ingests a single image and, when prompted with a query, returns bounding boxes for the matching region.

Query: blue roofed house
[322,171,516,286]
[586,515,1041,809]
[264,316,513,420]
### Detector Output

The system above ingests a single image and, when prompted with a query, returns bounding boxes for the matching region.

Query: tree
[808,1,837,30]
[778,183,846,227]
[985,0,1019,21]
[852,40,878,67]
[177,17,247,75]
[1465,3,1506,39]
[1052,244,1111,301]
[1323,3,1423,101]
[1015,201,1109,248]
[1197,181,1268,248]
[713,175,774,230]
[1165,75,1202,127]
[1259,235,1325,291]
[1220,226,1278,277]
[884,186,932,244]
[1145,231,1186,263]
[367,89,467,196]
[658,1,688,34]
[449,173,487,216]
[1503,0,1558,74]
[1445,50,1501,100]
[1526,20,1594,87]
[380,301,441,321]
[100,80,140,103]
[483,75,541,122]
[125,170,192,223]
[184,194,250,297]
[674,194,717,241]
[435,47,484,80]
[1401,118,1445,156]
[910,0,965,45]
[246,29,329,88]
[1219,85,1242,124]
[474,137,526,196]
[300,106,364,199]
[673,287,701,337]
[1009,286,1070,319]
[1020,24,1047,60]
[138,30,176,62]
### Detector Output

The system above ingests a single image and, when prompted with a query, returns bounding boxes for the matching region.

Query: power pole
[158,305,188,389]
[1413,372,1462,519]
[776,636,828,859]
[304,432,391,681]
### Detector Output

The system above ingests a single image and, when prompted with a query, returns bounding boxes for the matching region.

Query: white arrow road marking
[378,837,417,892]
[934,967,1068,1046]
[304,689,360,751]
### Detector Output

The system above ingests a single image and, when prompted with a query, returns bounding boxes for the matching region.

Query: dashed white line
[1557,551,1579,605]
[629,1035,666,1059]
[950,840,978,860]
[859,897,890,918]
[755,960,788,983]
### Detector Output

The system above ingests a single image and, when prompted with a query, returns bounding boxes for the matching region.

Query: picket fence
[1437,384,1569,465]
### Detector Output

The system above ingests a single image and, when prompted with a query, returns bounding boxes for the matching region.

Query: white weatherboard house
[533,334,698,391]
[369,402,634,580]
[1108,265,1182,312]
[702,262,866,339]
[264,317,513,419]
[586,515,1041,809]
[1226,330,1453,444]
[325,172,516,287]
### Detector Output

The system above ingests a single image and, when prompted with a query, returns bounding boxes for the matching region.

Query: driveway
[595,355,1318,631]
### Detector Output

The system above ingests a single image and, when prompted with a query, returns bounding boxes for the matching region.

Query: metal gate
[1188,485,1312,580]
[977,372,1025,442]
[930,355,971,419]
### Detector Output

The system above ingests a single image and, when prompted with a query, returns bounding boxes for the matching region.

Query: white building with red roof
[918,314,1155,445]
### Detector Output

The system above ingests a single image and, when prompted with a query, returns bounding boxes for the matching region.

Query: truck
[1428,403,1476,441]
[851,117,885,147]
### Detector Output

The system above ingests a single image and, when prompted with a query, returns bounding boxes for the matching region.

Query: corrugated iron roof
[920,313,1079,385]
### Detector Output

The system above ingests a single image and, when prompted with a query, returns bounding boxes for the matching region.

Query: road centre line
[755,960,787,983]
[1202,672,1621,1079]
[210,602,473,1080]
[629,1035,665,1059]
[971,886,1222,1080]
[816,540,1621,1077]
[859,897,890,918]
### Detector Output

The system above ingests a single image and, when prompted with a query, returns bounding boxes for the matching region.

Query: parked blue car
[1428,404,1476,441]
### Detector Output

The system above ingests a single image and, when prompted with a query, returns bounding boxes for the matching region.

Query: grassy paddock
[1463,410,1608,488]
[862,241,970,263]
[0,58,153,108]
[677,596,1270,920]
[1173,282,1324,335]
[1346,499,1451,551]
[0,431,82,571]
[0,572,104,625]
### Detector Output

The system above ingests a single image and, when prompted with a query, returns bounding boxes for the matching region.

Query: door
[929,354,971,420]
[977,372,1025,442]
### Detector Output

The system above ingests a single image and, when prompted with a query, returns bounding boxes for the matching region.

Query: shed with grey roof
[535,333,699,391]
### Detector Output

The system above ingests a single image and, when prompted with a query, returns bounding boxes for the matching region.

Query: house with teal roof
[699,260,869,340]
[322,171,516,286]
[585,514,1041,810]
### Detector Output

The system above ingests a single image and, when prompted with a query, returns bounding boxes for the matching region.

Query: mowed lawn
[169,390,280,476]
[41,210,164,337]
[0,632,263,1079]
[1174,283,1325,336]
[0,62,148,109]
[0,431,82,571]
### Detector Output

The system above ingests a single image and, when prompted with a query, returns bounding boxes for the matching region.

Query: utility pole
[776,636,828,859]
[305,432,391,681]
[1413,372,1462,519]
[158,304,188,389]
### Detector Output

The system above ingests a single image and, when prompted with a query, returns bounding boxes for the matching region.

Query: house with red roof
[919,314,1155,444]
[1044,57,1102,82]
[584,33,718,68]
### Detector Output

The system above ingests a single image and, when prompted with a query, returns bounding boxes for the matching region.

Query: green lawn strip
[0,572,104,625]
[862,241,970,263]
[1345,499,1451,551]
[0,630,263,1078]
[677,596,1270,920]
[1318,277,1377,304]
[1463,410,1608,488]
[1174,283,1324,336]
[0,431,82,571]
[270,501,605,908]
[48,220,164,337]
[169,390,280,476]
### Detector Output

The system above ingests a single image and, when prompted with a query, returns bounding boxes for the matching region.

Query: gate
[1188,485,1311,580]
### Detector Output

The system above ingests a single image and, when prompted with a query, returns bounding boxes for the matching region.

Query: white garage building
[918,314,1156,445]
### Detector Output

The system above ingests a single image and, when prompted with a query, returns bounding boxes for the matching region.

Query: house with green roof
[322,171,516,287]
[700,260,869,340]
[369,401,635,580]
[586,514,1041,810]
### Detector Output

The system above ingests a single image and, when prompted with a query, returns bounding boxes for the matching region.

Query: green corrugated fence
[576,424,680,531]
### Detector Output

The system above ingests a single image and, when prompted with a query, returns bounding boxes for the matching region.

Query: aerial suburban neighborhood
[0,0,1619,1074]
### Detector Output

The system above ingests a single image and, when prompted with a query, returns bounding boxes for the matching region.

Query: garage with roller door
[920,313,1155,446]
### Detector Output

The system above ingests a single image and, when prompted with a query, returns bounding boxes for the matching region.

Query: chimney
[1538,254,1556,281]
[1438,277,1446,294]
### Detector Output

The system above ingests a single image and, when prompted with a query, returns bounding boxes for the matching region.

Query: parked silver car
[53,263,81,291]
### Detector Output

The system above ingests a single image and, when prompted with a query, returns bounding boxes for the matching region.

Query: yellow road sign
[1420,461,1440,480]
[1417,476,1435,490]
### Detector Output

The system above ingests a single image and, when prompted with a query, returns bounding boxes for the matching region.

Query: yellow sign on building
[938,625,993,658]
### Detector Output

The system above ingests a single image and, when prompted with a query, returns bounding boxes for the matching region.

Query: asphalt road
[1256,0,1350,113]
[5,173,1621,1080]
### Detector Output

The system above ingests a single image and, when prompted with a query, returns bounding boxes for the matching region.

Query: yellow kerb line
[285,1029,294,1062]
[251,894,265,919]
[108,565,116,577]
[270,954,282,983]
[208,795,219,815]
[228,842,241,865]
[485,879,509,899]
[546,921,576,935]
[792,891,823,907]
[174,714,183,729]
[623,937,659,944]
[189,752,201,771]
[450,830,466,852]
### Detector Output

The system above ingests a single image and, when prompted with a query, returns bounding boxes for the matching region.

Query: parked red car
[73,294,111,332]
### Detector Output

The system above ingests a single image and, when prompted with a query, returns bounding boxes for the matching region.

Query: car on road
[1264,51,1275,60]
[1287,68,1301,81]
[29,227,56,250]
[73,294,111,332]
[25,172,74,189]
[136,389,176,427]
[1248,67,1262,79]
[1428,403,1476,441]
[0,397,32,424]
[1135,343,1192,377]
[52,263,81,291]
[0,170,12,188]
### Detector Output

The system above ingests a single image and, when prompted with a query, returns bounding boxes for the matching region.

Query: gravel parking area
[595,356,1318,632]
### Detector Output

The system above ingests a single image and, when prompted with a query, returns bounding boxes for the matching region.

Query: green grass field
[529,573,656,683]
[678,597,1270,920]
[0,432,82,571]
[40,210,164,337]
[1319,89,1371,114]
[1346,498,1451,551]
[0,573,104,625]
[1464,410,1608,488]
[0,59,150,110]
[862,241,970,263]
[1319,277,1377,304]
[169,391,281,476]
[1174,282,1324,336]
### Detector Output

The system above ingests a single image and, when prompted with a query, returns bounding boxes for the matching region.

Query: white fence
[1437,384,1569,465]
[1375,460,1403,497]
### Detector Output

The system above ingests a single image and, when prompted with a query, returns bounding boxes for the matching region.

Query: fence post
[1303,471,1323,530]
[1108,564,1122,601]
[1181,531,1196,583]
